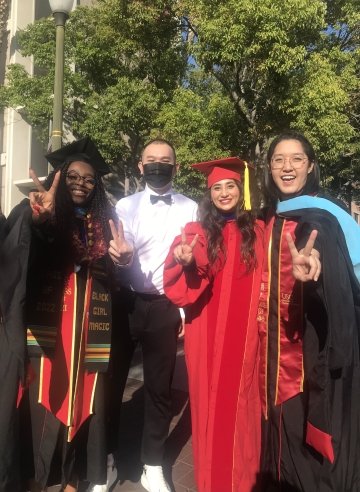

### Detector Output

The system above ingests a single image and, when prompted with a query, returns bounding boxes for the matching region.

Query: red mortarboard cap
[45,137,110,176]
[192,156,253,209]
[192,156,250,188]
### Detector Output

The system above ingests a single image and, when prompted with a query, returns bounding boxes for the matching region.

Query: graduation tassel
[244,161,251,210]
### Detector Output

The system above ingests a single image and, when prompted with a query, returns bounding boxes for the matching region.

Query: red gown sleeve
[164,222,214,307]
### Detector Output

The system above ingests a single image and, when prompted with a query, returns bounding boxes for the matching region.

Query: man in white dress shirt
[108,139,197,492]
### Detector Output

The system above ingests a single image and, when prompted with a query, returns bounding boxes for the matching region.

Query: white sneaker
[87,454,118,492]
[87,485,107,492]
[140,465,171,492]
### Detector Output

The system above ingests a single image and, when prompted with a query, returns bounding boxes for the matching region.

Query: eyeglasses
[66,171,96,188]
[270,155,308,170]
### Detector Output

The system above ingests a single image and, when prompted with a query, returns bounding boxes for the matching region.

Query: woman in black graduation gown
[0,207,5,230]
[259,131,360,491]
[0,138,117,492]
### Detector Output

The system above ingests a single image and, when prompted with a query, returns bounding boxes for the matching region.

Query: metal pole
[51,11,68,151]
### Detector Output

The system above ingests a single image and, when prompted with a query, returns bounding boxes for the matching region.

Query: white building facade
[0,0,91,215]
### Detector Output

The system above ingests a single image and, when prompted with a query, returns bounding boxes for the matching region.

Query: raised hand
[108,219,134,266]
[173,227,199,266]
[29,168,61,223]
[286,230,321,282]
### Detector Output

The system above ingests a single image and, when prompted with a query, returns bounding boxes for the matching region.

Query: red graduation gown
[164,220,264,492]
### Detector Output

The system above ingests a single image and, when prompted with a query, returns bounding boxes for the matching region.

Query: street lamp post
[49,0,73,150]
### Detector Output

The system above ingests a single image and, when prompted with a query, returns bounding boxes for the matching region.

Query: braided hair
[44,156,116,264]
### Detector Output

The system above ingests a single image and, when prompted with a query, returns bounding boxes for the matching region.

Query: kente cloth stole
[24,262,111,439]
[258,217,304,418]
[85,261,112,371]
[26,262,111,371]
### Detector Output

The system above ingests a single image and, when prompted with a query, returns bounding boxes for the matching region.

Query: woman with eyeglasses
[0,138,118,492]
[260,131,360,491]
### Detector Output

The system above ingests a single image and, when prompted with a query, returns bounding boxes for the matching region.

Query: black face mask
[142,162,174,189]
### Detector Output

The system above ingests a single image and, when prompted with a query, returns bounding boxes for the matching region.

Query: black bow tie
[150,194,172,205]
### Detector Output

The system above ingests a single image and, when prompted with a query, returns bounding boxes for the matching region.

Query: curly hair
[198,180,257,271]
[45,160,116,264]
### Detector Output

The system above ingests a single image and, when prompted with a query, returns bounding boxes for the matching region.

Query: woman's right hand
[29,168,60,223]
[286,230,321,282]
[108,219,134,266]
[173,227,199,266]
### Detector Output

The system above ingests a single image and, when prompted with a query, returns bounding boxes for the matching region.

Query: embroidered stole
[24,261,111,440]
[258,216,304,418]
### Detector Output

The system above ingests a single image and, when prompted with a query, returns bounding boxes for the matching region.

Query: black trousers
[109,289,180,465]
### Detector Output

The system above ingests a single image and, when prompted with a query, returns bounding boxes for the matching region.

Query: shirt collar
[144,184,175,197]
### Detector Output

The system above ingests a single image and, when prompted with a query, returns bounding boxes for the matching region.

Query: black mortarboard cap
[45,137,110,176]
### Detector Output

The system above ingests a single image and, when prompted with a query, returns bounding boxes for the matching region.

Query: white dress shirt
[115,185,198,294]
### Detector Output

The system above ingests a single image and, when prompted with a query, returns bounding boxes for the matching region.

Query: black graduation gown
[0,202,32,492]
[0,200,110,490]
[0,214,6,233]
[261,209,360,492]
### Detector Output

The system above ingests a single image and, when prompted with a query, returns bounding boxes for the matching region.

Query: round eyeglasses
[66,171,96,188]
[270,155,308,170]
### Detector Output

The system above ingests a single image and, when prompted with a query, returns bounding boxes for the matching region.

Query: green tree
[1,0,359,200]
[154,73,245,198]
[0,0,187,195]
[179,0,359,199]
[0,0,9,53]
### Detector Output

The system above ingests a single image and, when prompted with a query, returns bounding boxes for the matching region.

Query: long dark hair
[198,180,257,270]
[264,131,320,207]
[45,159,115,263]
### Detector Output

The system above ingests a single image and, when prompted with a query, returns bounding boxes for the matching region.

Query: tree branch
[211,70,254,129]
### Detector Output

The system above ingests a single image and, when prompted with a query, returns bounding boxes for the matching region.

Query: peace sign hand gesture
[29,168,61,223]
[108,219,134,266]
[286,229,321,282]
[173,227,199,266]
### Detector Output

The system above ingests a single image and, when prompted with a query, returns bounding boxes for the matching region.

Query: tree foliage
[0,0,9,53]
[0,0,188,196]
[179,0,359,200]
[0,0,359,200]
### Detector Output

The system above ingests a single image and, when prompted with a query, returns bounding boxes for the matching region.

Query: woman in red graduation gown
[164,158,264,492]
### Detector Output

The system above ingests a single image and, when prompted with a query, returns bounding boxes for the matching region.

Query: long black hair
[44,157,115,263]
[198,180,257,270]
[264,131,320,207]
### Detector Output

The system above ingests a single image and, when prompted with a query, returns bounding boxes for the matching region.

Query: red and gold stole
[24,262,111,441]
[258,216,304,418]
[38,271,96,440]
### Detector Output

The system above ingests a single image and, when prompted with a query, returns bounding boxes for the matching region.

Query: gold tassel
[244,161,251,210]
